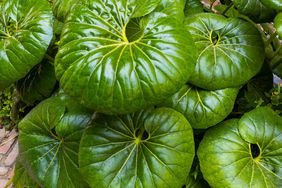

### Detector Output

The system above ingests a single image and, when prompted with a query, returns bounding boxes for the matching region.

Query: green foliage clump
[0,87,13,128]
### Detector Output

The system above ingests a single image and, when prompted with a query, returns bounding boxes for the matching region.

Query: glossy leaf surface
[55,0,196,114]
[79,108,195,188]
[233,0,276,23]
[274,12,282,39]
[261,0,282,10]
[52,0,83,21]
[198,107,282,188]
[19,95,92,188]
[184,0,204,17]
[0,0,53,90]
[213,4,240,18]
[185,13,265,90]
[162,84,239,129]
[156,0,186,21]
[16,59,57,105]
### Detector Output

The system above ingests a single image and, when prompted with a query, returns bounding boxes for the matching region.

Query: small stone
[0,166,9,176]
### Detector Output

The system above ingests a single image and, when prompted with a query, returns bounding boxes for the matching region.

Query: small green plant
[0,86,14,129]
[267,83,282,114]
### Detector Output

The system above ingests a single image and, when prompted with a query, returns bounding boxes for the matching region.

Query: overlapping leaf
[162,84,239,129]
[274,13,282,39]
[261,0,282,10]
[198,107,282,188]
[0,0,53,90]
[16,59,57,105]
[233,0,276,23]
[19,95,92,188]
[184,0,204,17]
[51,0,88,21]
[79,108,195,188]
[55,0,196,114]
[156,0,186,21]
[185,13,265,90]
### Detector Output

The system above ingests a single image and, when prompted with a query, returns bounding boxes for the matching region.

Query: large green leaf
[233,0,276,23]
[260,0,282,10]
[185,13,265,90]
[184,0,204,17]
[0,0,53,90]
[55,0,196,114]
[79,108,195,188]
[131,0,161,18]
[274,12,282,39]
[52,0,88,22]
[213,2,241,17]
[156,0,186,21]
[198,107,282,188]
[16,58,57,105]
[213,4,240,18]
[19,94,92,188]
[162,84,239,129]
[52,0,161,21]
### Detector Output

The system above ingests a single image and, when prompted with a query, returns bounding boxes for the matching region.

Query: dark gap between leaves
[250,143,260,159]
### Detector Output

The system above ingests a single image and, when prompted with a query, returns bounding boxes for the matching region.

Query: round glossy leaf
[198,107,282,188]
[16,59,57,105]
[0,0,53,90]
[233,0,276,23]
[55,1,196,114]
[19,95,92,188]
[156,0,186,21]
[213,4,241,18]
[274,12,282,39]
[261,0,282,10]
[162,84,239,129]
[184,0,204,17]
[79,108,195,188]
[238,107,282,146]
[52,0,88,22]
[185,13,265,90]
